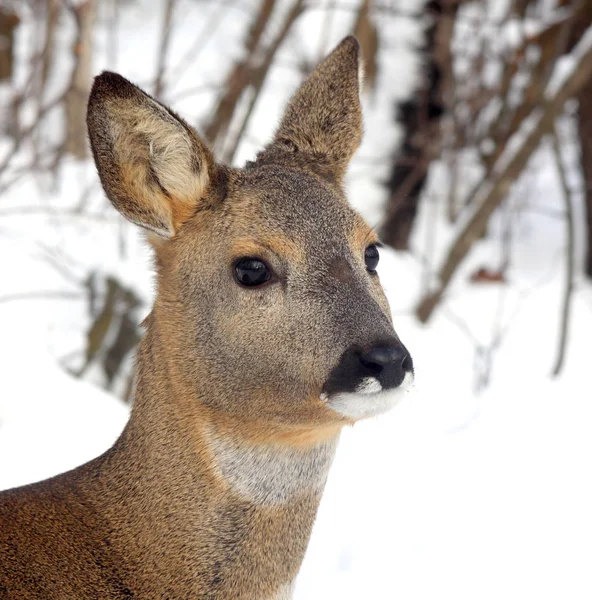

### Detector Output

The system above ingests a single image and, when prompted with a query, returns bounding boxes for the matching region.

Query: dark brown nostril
[360,346,407,370]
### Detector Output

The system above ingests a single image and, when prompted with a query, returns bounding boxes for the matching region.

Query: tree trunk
[381,0,460,250]
[0,7,19,82]
[65,0,95,160]
[569,3,592,278]
[352,0,378,96]
[37,0,60,99]
[578,72,592,278]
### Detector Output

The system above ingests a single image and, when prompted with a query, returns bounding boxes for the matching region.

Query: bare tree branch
[0,291,82,304]
[153,0,177,99]
[203,0,277,144]
[222,0,305,163]
[551,124,575,377]
[166,2,228,86]
[64,0,95,159]
[416,25,592,323]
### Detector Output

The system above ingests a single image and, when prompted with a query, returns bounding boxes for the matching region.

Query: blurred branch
[166,81,219,103]
[166,2,228,86]
[154,0,177,99]
[551,124,575,377]
[204,0,277,144]
[416,25,592,323]
[304,1,418,17]
[0,291,82,304]
[223,0,305,163]
[0,207,118,221]
[64,0,95,160]
[30,0,60,166]
[0,5,19,82]
[352,0,378,95]
[315,0,335,62]
[32,241,86,287]
[0,89,68,180]
[568,2,592,279]
[36,0,59,102]
[75,274,142,400]
[382,0,460,249]
[476,5,581,181]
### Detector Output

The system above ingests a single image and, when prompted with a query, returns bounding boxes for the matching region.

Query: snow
[1,1,592,598]
[0,343,128,491]
[298,248,592,600]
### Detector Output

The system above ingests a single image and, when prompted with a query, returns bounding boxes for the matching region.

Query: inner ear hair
[87,72,217,237]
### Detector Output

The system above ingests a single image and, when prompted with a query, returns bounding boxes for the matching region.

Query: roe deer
[0,37,413,599]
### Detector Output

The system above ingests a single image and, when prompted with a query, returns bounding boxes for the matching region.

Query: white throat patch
[204,429,338,506]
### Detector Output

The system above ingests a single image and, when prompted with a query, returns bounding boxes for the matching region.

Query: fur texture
[0,37,412,599]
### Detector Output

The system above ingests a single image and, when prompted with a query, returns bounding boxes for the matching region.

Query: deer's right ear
[87,72,219,237]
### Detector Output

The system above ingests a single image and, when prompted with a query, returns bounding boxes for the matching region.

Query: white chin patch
[325,371,414,420]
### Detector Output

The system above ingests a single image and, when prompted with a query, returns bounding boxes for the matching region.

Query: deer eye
[234,258,271,287]
[365,244,379,273]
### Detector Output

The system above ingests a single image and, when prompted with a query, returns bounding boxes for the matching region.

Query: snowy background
[1,1,591,598]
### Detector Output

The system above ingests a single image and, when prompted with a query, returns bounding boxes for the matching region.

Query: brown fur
[0,37,404,599]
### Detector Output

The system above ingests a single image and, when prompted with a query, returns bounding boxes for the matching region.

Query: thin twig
[166,2,228,86]
[204,0,278,144]
[0,89,67,180]
[0,207,119,221]
[154,0,177,99]
[551,124,576,377]
[223,0,305,163]
[0,291,83,304]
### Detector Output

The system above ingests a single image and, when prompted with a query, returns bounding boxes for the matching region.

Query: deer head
[87,37,414,443]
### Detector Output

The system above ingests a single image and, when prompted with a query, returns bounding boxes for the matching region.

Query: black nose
[359,343,413,388]
[323,342,414,397]
[360,346,409,370]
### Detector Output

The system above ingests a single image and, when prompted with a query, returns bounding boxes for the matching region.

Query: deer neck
[91,319,339,599]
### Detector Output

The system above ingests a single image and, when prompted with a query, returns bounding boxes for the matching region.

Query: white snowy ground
[1,1,592,598]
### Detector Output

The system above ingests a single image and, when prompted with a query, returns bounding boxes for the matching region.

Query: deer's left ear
[266,36,363,183]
